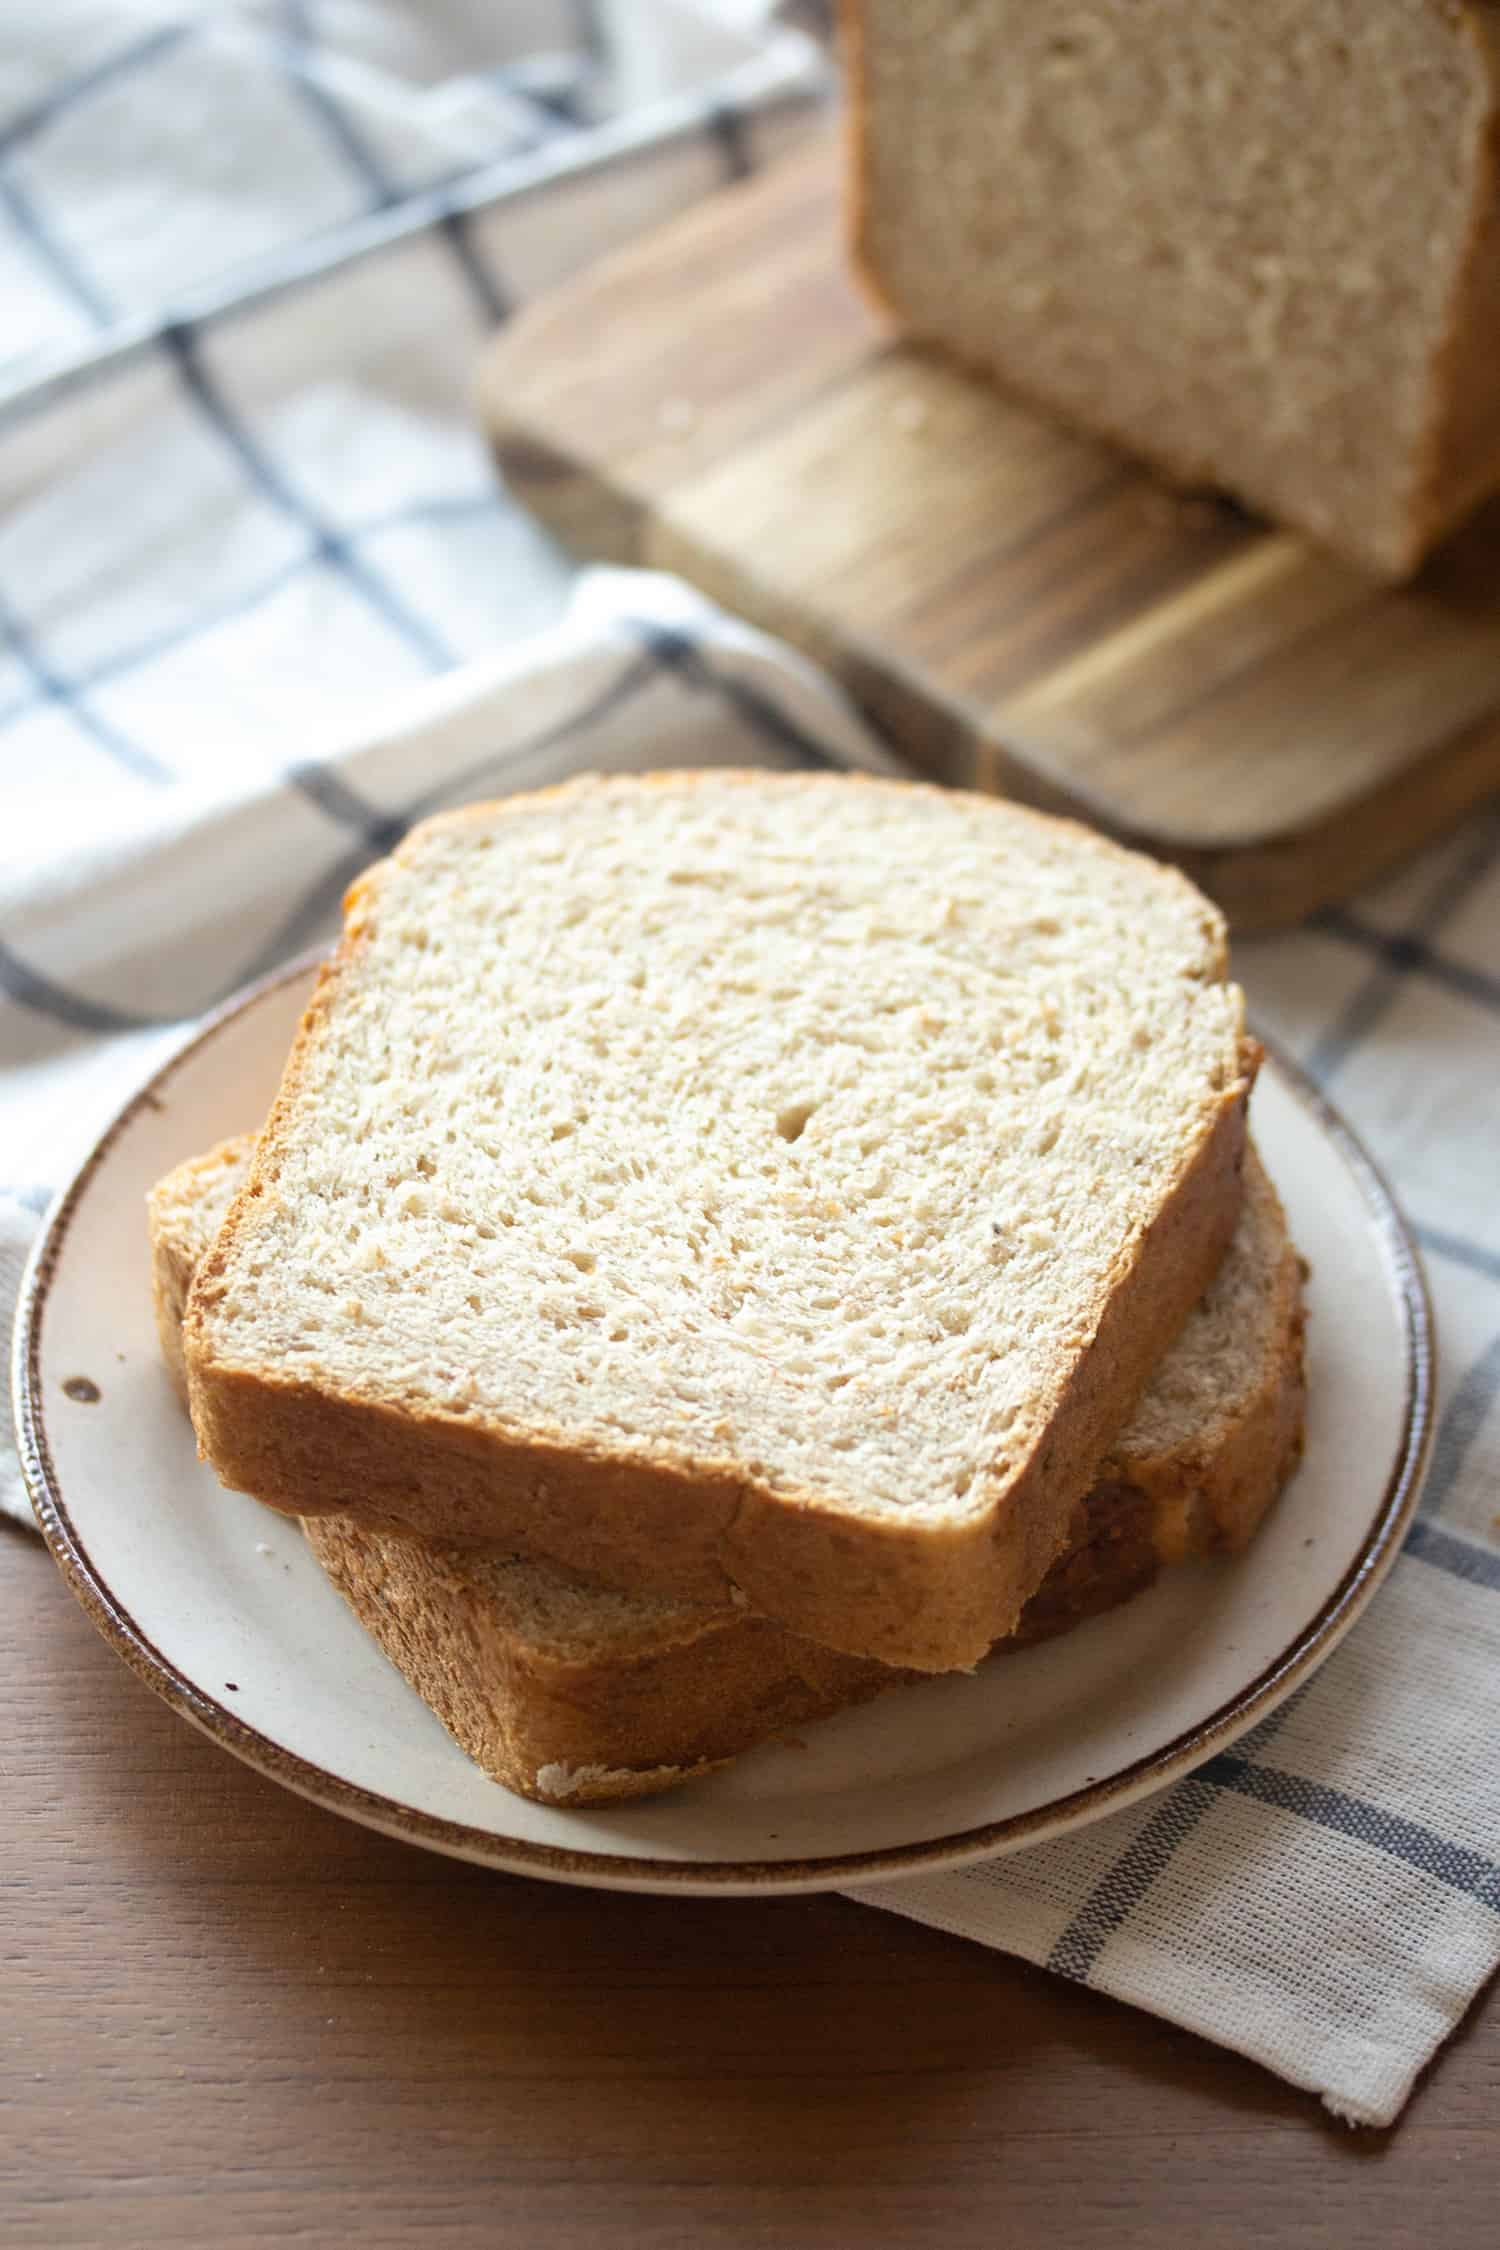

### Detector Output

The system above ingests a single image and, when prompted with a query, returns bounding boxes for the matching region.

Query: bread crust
[184,770,1254,1674]
[302,1515,895,1800]
[1412,5,1500,562]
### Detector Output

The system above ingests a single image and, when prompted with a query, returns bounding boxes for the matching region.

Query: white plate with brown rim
[13,954,1432,1896]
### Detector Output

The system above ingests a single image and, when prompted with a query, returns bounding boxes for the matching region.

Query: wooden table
[5,1520,1496,2249]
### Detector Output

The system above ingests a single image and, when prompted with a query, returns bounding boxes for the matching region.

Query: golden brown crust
[1412,5,1500,561]
[303,1516,894,1802]
[1004,1481,1163,1647]
[838,0,882,320]
[184,770,1254,1674]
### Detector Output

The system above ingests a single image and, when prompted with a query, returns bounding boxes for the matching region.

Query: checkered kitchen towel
[3,2,1498,2132]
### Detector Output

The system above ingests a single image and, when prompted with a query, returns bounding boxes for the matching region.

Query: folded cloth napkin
[3,0,1499,2132]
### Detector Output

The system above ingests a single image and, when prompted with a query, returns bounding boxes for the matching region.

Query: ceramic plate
[14,957,1431,1895]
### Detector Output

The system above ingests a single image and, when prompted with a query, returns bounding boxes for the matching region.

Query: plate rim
[12,952,1435,1896]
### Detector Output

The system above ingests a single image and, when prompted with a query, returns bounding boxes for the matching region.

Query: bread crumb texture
[192,772,1244,1525]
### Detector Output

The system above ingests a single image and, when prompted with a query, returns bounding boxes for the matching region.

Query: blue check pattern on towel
[2,2,1498,2133]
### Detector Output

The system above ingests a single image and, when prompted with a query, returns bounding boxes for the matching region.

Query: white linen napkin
[3,0,1498,2131]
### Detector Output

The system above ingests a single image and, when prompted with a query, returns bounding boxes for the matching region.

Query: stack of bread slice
[154,772,1306,1805]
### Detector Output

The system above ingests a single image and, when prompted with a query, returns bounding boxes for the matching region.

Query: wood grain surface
[5,1520,1496,2250]
[480,136,1500,931]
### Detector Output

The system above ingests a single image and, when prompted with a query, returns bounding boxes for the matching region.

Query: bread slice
[843,1,1500,577]
[152,1135,1304,1805]
[183,771,1253,1672]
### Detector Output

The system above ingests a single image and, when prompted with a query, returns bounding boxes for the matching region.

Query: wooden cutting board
[479,136,1500,928]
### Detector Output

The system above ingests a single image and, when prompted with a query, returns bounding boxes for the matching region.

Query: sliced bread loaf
[153,1134,1304,1805]
[183,772,1253,1672]
[844,1,1500,576]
